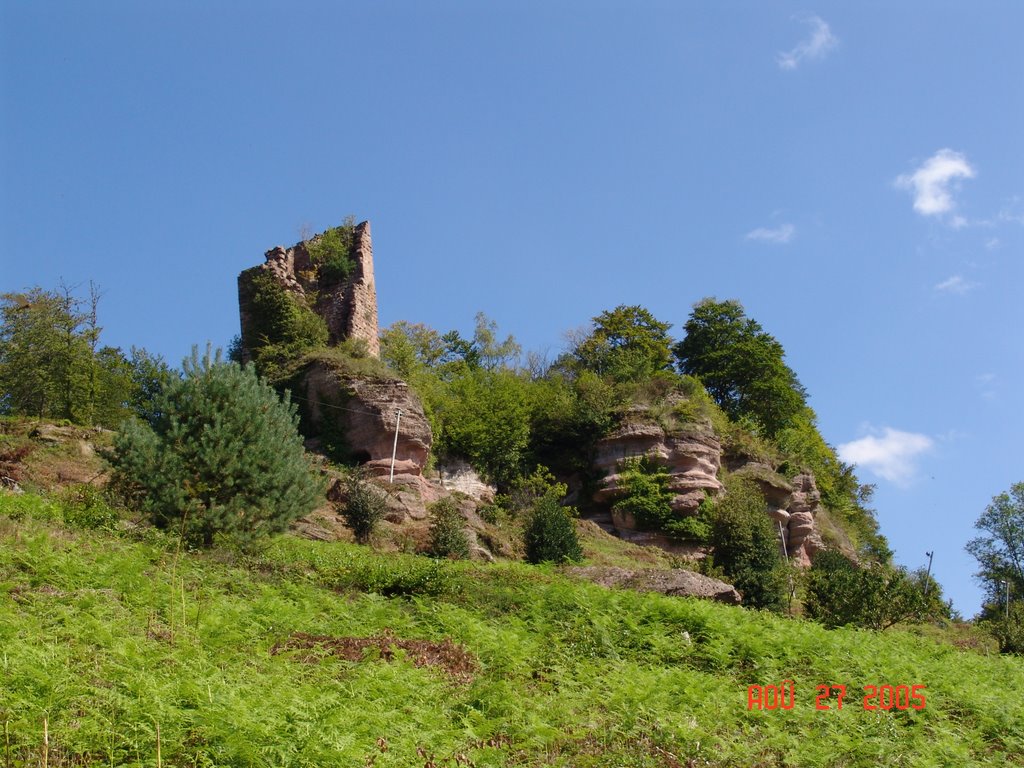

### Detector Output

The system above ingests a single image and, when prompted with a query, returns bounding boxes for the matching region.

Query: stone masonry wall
[237,219,380,359]
[342,222,380,358]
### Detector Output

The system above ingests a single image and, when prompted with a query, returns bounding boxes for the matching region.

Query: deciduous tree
[570,305,673,383]
[674,299,806,437]
[966,482,1024,616]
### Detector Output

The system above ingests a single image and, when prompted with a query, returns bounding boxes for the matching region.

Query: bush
[241,271,328,379]
[428,497,470,560]
[708,475,786,611]
[982,603,1024,655]
[109,347,322,548]
[806,549,947,630]
[612,456,674,531]
[340,468,387,544]
[58,484,119,531]
[306,221,357,283]
[524,496,582,564]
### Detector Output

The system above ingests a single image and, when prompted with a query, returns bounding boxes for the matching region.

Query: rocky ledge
[293,360,432,477]
[567,566,742,604]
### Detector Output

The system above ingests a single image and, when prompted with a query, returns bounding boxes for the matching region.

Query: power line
[285,392,385,418]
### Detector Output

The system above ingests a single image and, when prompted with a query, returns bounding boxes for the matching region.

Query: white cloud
[895,149,976,217]
[837,427,934,486]
[996,198,1024,225]
[777,16,838,70]
[934,275,978,294]
[745,223,795,244]
[986,237,1001,250]
[975,373,999,401]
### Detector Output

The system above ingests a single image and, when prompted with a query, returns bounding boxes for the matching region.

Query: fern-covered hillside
[2,492,1021,768]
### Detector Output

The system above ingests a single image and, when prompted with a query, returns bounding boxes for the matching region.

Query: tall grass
[1,492,1022,767]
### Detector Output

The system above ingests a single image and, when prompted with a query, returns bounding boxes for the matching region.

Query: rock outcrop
[730,464,824,566]
[437,459,496,503]
[295,359,431,477]
[567,566,742,604]
[591,409,825,567]
[237,219,432,478]
[781,472,825,566]
[593,418,723,516]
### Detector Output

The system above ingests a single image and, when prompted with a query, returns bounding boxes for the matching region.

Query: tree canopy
[673,298,806,437]
[0,284,163,428]
[568,305,673,383]
[966,482,1024,615]
[110,347,322,548]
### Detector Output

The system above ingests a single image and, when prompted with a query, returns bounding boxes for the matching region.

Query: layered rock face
[779,472,824,566]
[593,420,724,516]
[296,360,431,478]
[593,414,824,567]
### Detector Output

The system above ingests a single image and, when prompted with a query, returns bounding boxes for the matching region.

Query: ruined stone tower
[237,220,380,361]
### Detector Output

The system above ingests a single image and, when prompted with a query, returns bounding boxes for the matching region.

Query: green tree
[570,305,673,383]
[966,482,1024,618]
[528,369,617,475]
[805,549,943,630]
[0,283,134,427]
[91,346,135,428]
[709,475,787,611]
[524,495,582,564]
[110,347,322,548]
[239,271,328,379]
[980,602,1024,655]
[128,347,177,426]
[428,496,471,559]
[436,312,521,372]
[673,298,806,437]
[0,287,87,420]
[436,367,532,488]
[340,467,387,544]
[380,321,445,379]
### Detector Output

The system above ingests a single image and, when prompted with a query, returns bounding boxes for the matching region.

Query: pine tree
[110,346,322,548]
[524,496,582,564]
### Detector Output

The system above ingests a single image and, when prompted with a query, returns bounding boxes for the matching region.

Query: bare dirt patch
[270,631,478,683]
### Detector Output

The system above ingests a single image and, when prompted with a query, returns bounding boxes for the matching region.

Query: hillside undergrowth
[1,494,1022,767]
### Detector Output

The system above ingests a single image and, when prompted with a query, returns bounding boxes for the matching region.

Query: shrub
[340,468,387,544]
[241,271,328,379]
[58,483,119,531]
[524,496,582,564]
[806,549,947,630]
[611,456,675,531]
[110,347,322,548]
[306,221,356,283]
[982,603,1024,655]
[428,496,470,560]
[708,474,786,611]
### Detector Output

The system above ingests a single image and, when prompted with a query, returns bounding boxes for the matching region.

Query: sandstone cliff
[294,358,432,477]
[591,407,825,567]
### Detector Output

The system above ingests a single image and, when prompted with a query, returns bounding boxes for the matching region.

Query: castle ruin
[237,220,380,361]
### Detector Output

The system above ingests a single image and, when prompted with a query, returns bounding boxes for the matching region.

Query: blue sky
[3,1,1022,616]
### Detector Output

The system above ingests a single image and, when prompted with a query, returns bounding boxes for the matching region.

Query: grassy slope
[2,495,1022,768]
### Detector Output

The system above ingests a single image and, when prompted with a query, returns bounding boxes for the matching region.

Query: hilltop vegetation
[0,281,950,625]
[3,269,1024,765]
